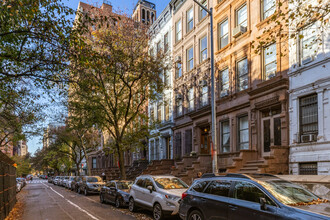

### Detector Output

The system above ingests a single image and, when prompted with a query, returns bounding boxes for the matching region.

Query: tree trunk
[116,143,126,180]
[76,162,80,176]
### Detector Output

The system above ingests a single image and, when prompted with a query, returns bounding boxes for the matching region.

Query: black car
[100,180,133,208]
[78,176,105,196]
[179,173,330,220]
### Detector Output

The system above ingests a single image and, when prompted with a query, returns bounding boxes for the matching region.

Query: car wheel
[153,203,164,220]
[128,198,136,212]
[100,194,105,204]
[115,197,121,208]
[84,188,88,196]
[188,210,204,220]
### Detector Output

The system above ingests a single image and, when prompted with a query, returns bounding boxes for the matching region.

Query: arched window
[147,10,150,23]
[151,12,155,23]
[142,9,145,23]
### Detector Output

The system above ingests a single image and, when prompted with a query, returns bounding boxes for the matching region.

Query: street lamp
[193,0,218,174]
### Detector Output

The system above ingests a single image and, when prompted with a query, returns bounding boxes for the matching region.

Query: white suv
[128,175,189,220]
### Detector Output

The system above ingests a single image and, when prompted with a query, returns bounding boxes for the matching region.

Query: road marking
[42,183,100,220]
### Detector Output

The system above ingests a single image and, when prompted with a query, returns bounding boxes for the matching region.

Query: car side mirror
[260,197,267,211]
[147,185,153,193]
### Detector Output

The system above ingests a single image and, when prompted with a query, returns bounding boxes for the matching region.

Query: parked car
[48,176,54,183]
[16,178,27,187]
[179,173,330,220]
[66,176,75,189]
[58,176,65,186]
[53,176,60,185]
[71,176,82,192]
[26,174,33,181]
[62,176,69,187]
[129,175,189,220]
[78,176,105,196]
[16,179,22,192]
[100,180,133,208]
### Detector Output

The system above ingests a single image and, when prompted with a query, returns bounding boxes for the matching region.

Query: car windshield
[154,177,188,189]
[117,181,133,190]
[87,177,102,182]
[259,180,328,206]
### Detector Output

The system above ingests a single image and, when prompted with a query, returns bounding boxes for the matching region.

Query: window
[262,0,276,20]
[199,0,207,21]
[164,32,169,53]
[176,19,182,42]
[150,140,155,160]
[164,96,170,121]
[188,87,194,111]
[175,132,182,158]
[164,71,170,86]
[238,115,249,150]
[150,107,154,122]
[157,103,161,121]
[92,157,97,168]
[176,62,182,78]
[187,8,194,32]
[157,41,161,53]
[200,36,208,62]
[299,94,318,139]
[299,163,318,175]
[205,180,231,197]
[187,47,194,71]
[221,121,230,153]
[176,95,183,117]
[300,23,318,64]
[264,43,276,80]
[155,139,159,160]
[192,181,210,192]
[219,68,229,97]
[236,4,247,27]
[237,58,248,91]
[201,83,208,106]
[136,178,145,187]
[234,181,274,205]
[185,129,193,155]
[218,19,229,50]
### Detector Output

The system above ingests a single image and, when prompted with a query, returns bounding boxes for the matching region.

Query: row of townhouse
[83,0,329,178]
[147,0,330,176]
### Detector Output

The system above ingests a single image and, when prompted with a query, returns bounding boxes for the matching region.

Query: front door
[262,114,281,156]
[200,127,210,154]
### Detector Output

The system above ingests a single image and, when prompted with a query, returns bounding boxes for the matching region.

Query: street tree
[69,11,169,179]
[252,0,329,55]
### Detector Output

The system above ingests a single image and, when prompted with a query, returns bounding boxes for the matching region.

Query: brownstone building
[213,0,289,174]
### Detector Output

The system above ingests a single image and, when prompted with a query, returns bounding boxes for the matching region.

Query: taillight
[182,192,188,200]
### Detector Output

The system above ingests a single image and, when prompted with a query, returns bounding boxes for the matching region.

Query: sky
[27,0,171,155]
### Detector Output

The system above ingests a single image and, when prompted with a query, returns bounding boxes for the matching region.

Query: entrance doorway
[200,127,210,154]
[261,109,281,156]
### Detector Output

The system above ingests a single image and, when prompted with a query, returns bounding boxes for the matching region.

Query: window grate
[299,163,317,175]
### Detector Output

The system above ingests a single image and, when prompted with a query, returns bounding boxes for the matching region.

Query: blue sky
[27,0,171,155]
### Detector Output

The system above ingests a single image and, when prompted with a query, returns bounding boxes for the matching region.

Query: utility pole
[192,0,217,174]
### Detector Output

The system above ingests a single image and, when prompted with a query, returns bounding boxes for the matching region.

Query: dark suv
[179,173,330,220]
[78,176,105,196]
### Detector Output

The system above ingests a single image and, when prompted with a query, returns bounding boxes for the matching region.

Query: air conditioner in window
[301,134,317,143]
[233,25,247,38]
[175,56,182,63]
[302,56,314,65]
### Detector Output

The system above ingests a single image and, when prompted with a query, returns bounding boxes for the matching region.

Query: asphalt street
[21,178,137,220]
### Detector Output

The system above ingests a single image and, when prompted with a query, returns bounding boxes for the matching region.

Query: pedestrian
[101,172,106,182]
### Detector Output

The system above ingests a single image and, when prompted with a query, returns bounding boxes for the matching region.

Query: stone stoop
[126,160,149,180]
[237,160,268,174]
[263,146,289,174]
[226,150,258,173]
[142,159,174,175]
[174,155,212,185]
